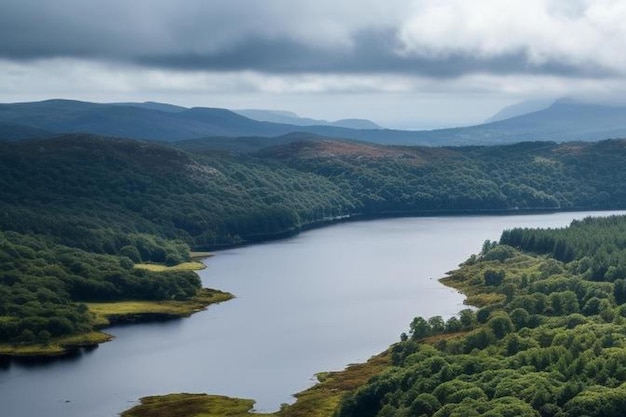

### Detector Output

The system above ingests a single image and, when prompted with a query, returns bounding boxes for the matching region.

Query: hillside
[484,99,555,123]
[337,215,626,417]
[258,139,626,214]
[0,135,354,250]
[3,99,626,146]
[3,134,626,355]
[0,99,311,141]
[3,135,626,253]
[473,100,626,141]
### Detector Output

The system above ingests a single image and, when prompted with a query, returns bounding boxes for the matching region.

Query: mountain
[0,99,388,143]
[111,101,187,113]
[484,99,555,123]
[0,122,55,141]
[0,99,299,141]
[234,109,381,129]
[390,100,626,145]
[473,100,626,141]
[3,99,626,146]
[332,118,381,129]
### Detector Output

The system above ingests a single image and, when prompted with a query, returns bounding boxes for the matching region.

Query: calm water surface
[1,211,623,417]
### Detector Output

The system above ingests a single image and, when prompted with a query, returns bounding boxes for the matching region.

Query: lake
[0,211,622,417]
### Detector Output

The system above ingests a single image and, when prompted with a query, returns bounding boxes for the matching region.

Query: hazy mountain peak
[485,99,556,123]
[233,109,381,129]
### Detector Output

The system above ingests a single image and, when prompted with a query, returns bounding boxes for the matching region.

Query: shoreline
[118,209,624,417]
[7,209,626,414]
[195,206,625,252]
[121,351,393,417]
[0,283,233,359]
[118,268,468,417]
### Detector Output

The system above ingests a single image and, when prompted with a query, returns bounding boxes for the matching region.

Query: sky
[2,0,626,129]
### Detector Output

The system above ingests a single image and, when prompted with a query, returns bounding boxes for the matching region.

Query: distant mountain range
[484,99,555,123]
[233,109,381,129]
[2,98,626,146]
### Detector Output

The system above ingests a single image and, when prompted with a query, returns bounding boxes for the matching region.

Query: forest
[3,136,626,252]
[0,230,199,343]
[337,215,626,417]
[2,134,626,351]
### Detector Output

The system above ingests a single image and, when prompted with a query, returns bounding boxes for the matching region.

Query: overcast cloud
[1,0,626,127]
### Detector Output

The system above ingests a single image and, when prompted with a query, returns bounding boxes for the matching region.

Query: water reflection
[0,346,92,367]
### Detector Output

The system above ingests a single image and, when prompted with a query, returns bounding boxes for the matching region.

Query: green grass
[279,352,391,417]
[0,288,232,358]
[190,251,214,259]
[121,394,273,417]
[440,252,546,307]
[0,331,113,357]
[134,261,206,272]
[87,288,234,326]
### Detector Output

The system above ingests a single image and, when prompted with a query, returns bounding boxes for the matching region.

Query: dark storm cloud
[0,0,620,79]
[137,30,613,79]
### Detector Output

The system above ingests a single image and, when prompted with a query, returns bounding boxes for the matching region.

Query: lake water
[0,211,623,417]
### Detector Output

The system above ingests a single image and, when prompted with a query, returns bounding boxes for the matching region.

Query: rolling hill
[2,99,626,146]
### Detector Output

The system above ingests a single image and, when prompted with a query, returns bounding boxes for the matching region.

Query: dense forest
[3,134,626,350]
[0,135,354,251]
[337,215,626,417]
[3,136,626,252]
[261,139,626,214]
[0,230,199,343]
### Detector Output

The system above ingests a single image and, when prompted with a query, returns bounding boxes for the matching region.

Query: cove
[0,211,623,417]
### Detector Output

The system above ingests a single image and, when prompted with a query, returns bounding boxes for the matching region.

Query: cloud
[4,0,626,128]
[0,0,404,60]
[2,0,625,79]
[398,0,626,75]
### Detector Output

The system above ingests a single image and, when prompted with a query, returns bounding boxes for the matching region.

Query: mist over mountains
[234,109,381,129]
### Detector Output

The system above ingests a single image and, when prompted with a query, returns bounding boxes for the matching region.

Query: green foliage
[564,384,626,417]
[0,230,201,343]
[5,135,626,404]
[338,216,626,417]
[262,138,626,218]
[3,136,626,255]
[0,135,354,250]
[484,269,506,286]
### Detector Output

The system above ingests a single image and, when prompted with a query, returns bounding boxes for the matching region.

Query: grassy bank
[0,287,232,358]
[87,288,233,326]
[0,255,232,358]
[120,351,390,417]
[134,261,207,272]
[0,331,113,357]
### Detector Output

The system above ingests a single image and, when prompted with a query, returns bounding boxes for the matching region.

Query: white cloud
[3,1,626,128]
[398,0,626,72]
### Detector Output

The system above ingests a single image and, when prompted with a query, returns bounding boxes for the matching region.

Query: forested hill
[0,135,353,251]
[2,134,626,351]
[3,136,626,252]
[337,215,626,417]
[259,138,626,215]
